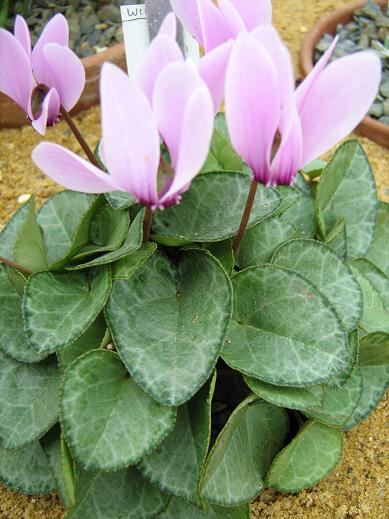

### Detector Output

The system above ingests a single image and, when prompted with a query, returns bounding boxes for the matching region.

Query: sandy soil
[0,1,388,518]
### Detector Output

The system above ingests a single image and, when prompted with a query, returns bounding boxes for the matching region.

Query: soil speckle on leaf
[0,1,388,518]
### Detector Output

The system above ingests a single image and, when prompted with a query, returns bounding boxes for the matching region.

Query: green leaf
[325,330,359,389]
[0,264,46,363]
[64,467,169,519]
[276,179,316,239]
[5,265,27,296]
[152,172,281,243]
[301,160,327,179]
[14,196,48,273]
[222,265,349,387]
[37,191,102,268]
[61,350,176,471]
[105,190,136,210]
[266,421,343,493]
[359,332,389,366]
[0,352,60,449]
[245,376,323,411]
[0,200,30,261]
[106,250,232,406]
[112,243,157,280]
[272,239,362,331]
[303,370,363,427]
[139,373,216,505]
[159,497,250,518]
[316,141,377,260]
[67,208,144,270]
[73,204,129,260]
[204,240,234,275]
[342,334,389,428]
[24,266,111,355]
[57,315,107,371]
[0,441,57,495]
[366,201,389,277]
[351,259,389,308]
[61,435,76,508]
[324,218,347,258]
[236,216,299,269]
[201,113,244,173]
[201,397,288,506]
[349,266,389,334]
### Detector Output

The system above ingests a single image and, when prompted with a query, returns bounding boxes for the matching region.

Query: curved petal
[197,0,231,52]
[198,40,233,113]
[158,12,177,38]
[295,36,338,112]
[225,33,281,185]
[168,0,204,45]
[299,51,381,166]
[32,142,118,193]
[14,15,31,59]
[0,29,33,113]
[31,14,69,85]
[31,87,60,135]
[217,0,246,38]
[42,43,85,111]
[228,0,272,29]
[100,63,160,206]
[137,35,183,102]
[159,84,214,207]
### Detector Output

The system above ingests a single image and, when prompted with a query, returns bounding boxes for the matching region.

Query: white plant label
[120,4,150,79]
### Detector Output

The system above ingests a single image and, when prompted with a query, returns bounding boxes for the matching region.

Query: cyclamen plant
[0,1,388,518]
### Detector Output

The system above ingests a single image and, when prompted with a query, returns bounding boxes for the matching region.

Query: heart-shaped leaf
[201,397,288,506]
[316,141,377,260]
[0,200,30,261]
[325,330,359,389]
[366,201,389,277]
[159,497,250,518]
[61,350,176,471]
[0,351,60,449]
[64,467,169,519]
[37,191,102,268]
[106,250,232,406]
[272,239,362,331]
[152,172,281,243]
[351,259,389,308]
[112,243,157,280]
[0,265,46,363]
[245,376,323,411]
[275,179,316,239]
[324,218,347,258]
[24,266,111,355]
[266,421,343,493]
[139,372,216,505]
[0,441,57,494]
[222,265,349,387]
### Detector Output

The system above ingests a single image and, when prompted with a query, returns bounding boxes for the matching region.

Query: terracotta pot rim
[300,0,389,148]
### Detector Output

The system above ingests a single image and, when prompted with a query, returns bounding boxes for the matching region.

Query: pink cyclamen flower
[0,14,85,134]
[169,0,272,51]
[137,12,233,114]
[225,29,381,186]
[32,61,214,210]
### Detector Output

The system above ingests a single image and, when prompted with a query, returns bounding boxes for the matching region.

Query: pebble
[17,194,31,204]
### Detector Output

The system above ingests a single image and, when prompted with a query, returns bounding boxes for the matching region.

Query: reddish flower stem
[143,207,152,243]
[0,256,32,275]
[232,181,258,254]
[60,106,101,169]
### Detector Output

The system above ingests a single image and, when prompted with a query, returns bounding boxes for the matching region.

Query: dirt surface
[0,1,388,518]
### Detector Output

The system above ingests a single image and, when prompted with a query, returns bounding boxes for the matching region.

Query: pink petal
[32,142,118,193]
[299,51,381,166]
[197,0,231,52]
[14,15,31,58]
[158,73,214,205]
[217,0,246,38]
[198,40,233,113]
[42,43,85,111]
[227,0,272,30]
[0,29,33,113]
[31,14,69,86]
[137,35,183,102]
[100,63,160,206]
[295,36,338,112]
[225,33,281,185]
[31,87,60,135]
[168,0,204,45]
[158,12,177,38]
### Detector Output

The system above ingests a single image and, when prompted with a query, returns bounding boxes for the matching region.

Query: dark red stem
[233,181,259,254]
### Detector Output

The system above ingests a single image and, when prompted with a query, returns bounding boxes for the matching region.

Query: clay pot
[0,43,126,129]
[300,0,389,149]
